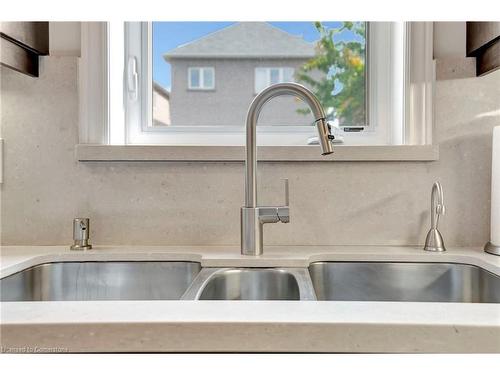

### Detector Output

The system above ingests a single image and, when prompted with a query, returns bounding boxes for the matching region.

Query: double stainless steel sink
[1,261,499,303]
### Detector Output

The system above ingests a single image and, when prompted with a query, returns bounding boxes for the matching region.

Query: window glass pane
[189,68,200,88]
[283,68,294,82]
[152,22,366,127]
[203,68,214,88]
[270,68,280,85]
[255,68,268,93]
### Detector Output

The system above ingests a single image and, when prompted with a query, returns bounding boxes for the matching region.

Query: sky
[152,22,364,90]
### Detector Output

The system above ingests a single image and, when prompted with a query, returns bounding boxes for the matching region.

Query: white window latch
[127,56,138,101]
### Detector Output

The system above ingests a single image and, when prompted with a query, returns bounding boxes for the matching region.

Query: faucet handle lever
[436,203,445,216]
[283,178,289,206]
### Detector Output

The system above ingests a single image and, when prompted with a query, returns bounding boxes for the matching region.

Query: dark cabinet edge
[0,37,41,77]
[0,32,49,56]
[466,22,500,76]
[475,39,500,76]
[0,22,49,55]
[0,22,49,77]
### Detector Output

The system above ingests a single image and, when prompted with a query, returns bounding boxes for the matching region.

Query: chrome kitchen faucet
[241,83,334,256]
[424,181,446,252]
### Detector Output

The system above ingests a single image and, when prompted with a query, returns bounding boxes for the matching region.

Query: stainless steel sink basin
[0,261,201,301]
[4,260,498,303]
[182,268,316,301]
[309,262,500,303]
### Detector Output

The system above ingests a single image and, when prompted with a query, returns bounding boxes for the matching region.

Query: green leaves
[297,22,366,126]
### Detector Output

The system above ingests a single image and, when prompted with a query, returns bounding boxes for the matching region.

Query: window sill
[75,144,439,162]
[187,88,215,92]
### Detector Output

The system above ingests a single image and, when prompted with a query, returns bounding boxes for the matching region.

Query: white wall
[49,22,81,56]
[433,22,466,58]
[1,22,498,247]
[1,56,499,247]
[152,90,171,126]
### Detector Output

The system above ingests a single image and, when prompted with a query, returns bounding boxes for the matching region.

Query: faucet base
[423,228,446,252]
[70,243,92,251]
[240,207,263,256]
[484,241,500,256]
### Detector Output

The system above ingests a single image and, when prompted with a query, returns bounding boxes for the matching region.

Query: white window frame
[79,22,434,148]
[255,67,295,94]
[188,67,215,90]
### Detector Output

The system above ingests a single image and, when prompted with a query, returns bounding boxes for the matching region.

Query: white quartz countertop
[1,245,500,353]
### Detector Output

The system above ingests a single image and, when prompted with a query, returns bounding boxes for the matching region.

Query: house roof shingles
[163,22,315,60]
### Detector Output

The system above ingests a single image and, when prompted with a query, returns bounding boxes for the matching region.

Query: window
[188,67,215,90]
[129,21,376,145]
[151,22,367,131]
[80,22,434,150]
[255,67,295,93]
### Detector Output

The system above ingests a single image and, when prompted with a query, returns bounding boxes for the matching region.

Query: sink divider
[181,268,222,300]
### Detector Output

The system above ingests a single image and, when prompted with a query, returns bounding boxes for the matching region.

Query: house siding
[152,87,170,126]
[169,58,315,127]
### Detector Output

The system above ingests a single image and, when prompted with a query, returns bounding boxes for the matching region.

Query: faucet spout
[241,83,333,255]
[244,83,333,208]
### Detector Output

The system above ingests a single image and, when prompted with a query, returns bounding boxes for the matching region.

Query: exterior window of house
[188,67,215,90]
[149,22,367,132]
[255,67,295,93]
[104,21,431,147]
[270,68,280,84]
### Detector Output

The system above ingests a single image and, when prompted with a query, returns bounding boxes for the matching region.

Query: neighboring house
[152,82,171,126]
[163,22,316,127]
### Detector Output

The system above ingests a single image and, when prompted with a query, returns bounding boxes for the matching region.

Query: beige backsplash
[1,57,499,246]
